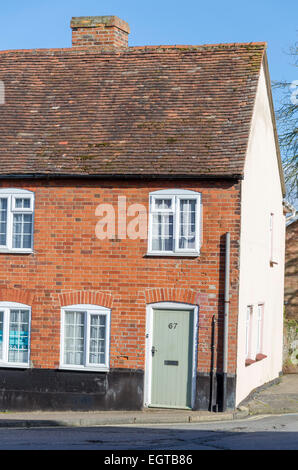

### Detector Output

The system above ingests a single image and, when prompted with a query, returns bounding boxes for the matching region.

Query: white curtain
[89,314,106,364]
[179,200,196,249]
[64,311,85,365]
[152,213,174,251]
[8,309,29,363]
[0,198,7,246]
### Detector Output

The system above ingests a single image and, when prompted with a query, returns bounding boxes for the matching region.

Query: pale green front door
[150,309,194,409]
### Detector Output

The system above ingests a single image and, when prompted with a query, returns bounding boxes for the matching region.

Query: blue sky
[1,1,297,81]
[0,1,297,109]
[1,1,297,202]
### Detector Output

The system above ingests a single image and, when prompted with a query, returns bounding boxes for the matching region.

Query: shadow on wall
[283,318,298,374]
[283,219,298,373]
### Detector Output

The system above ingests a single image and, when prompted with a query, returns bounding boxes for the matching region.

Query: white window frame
[245,305,253,359]
[0,189,34,253]
[256,304,264,355]
[148,189,201,256]
[0,301,31,369]
[270,212,278,265]
[60,304,111,372]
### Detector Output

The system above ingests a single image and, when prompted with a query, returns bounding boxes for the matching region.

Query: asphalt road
[0,413,297,450]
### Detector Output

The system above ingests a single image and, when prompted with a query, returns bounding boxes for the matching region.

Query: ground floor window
[245,305,253,359]
[245,303,267,366]
[60,305,110,371]
[256,304,264,354]
[0,302,31,367]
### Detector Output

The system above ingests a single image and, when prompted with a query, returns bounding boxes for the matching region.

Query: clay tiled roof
[0,43,266,178]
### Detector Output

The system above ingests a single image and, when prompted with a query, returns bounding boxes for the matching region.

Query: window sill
[0,248,33,255]
[59,366,109,373]
[245,354,267,367]
[255,353,267,362]
[245,358,256,367]
[145,251,199,258]
[0,363,30,369]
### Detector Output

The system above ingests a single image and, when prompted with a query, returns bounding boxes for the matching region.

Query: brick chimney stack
[71,16,130,48]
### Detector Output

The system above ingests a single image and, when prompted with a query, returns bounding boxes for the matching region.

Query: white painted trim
[59,365,110,372]
[150,189,200,196]
[0,248,33,254]
[145,252,199,257]
[0,189,34,195]
[61,304,110,311]
[59,304,111,372]
[0,301,31,308]
[151,195,175,212]
[11,195,34,212]
[144,301,198,409]
[0,363,30,369]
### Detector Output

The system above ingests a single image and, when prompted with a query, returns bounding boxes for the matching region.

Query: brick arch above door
[144,288,200,306]
[58,290,113,309]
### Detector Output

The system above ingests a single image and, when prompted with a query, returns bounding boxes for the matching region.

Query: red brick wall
[0,178,241,374]
[72,25,129,48]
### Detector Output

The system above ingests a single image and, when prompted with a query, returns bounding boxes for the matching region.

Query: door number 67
[168,322,178,329]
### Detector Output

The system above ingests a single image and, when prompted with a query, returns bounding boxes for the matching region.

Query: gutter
[0,173,244,181]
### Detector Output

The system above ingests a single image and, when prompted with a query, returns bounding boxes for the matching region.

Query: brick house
[283,216,298,372]
[284,217,298,320]
[0,16,286,411]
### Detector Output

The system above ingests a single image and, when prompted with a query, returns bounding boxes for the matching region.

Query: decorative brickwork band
[144,288,200,305]
[0,288,35,306]
[58,290,113,309]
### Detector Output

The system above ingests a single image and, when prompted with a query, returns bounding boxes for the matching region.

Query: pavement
[0,408,249,428]
[0,374,296,429]
[240,373,298,416]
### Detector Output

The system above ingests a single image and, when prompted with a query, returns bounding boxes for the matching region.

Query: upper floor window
[0,189,34,253]
[60,304,111,372]
[0,302,31,368]
[269,213,278,265]
[148,190,201,256]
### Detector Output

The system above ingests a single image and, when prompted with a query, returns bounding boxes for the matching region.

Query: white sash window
[60,305,111,371]
[0,302,31,368]
[245,306,253,359]
[148,190,201,256]
[0,189,34,253]
[256,304,264,354]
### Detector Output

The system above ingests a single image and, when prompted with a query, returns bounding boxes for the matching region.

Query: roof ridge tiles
[0,41,267,55]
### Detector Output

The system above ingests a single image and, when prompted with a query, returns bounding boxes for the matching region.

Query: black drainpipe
[222,232,230,412]
[209,315,217,412]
